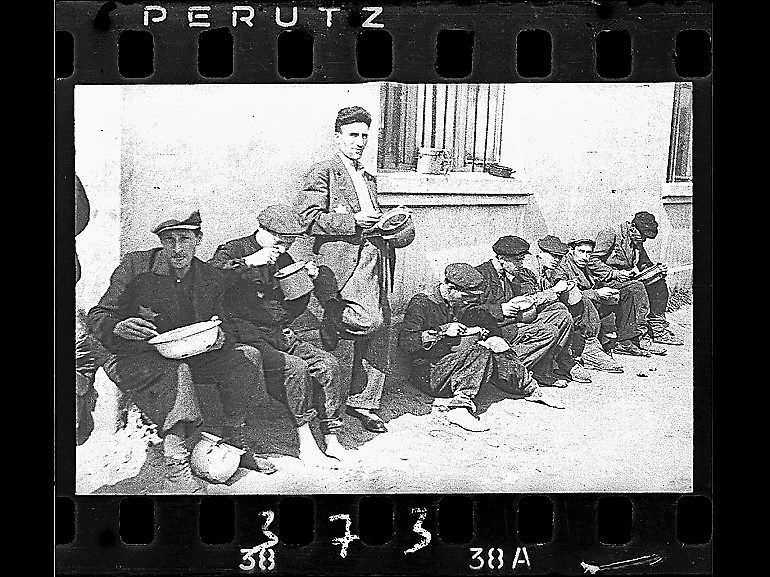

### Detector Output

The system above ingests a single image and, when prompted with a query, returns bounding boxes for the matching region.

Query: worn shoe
[582,341,624,373]
[346,406,388,433]
[224,426,278,474]
[639,335,667,356]
[614,340,651,357]
[652,330,684,346]
[534,373,570,388]
[554,364,592,384]
[164,453,207,494]
[524,388,566,409]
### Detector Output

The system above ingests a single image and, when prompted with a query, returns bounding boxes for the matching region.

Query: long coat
[296,154,395,290]
[590,221,654,284]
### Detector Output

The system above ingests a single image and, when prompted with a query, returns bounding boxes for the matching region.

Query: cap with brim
[152,210,202,235]
[568,237,596,248]
[493,235,530,257]
[258,205,307,236]
[537,235,569,257]
[445,263,485,294]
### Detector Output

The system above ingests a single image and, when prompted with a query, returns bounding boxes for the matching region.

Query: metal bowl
[148,318,222,359]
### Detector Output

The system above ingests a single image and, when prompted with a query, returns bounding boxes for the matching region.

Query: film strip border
[56,494,712,573]
[54,1,712,82]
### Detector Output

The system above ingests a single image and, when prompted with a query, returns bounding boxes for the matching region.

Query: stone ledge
[662,182,693,204]
[377,170,531,206]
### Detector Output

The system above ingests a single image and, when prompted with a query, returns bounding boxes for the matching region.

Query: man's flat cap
[445,263,485,294]
[257,205,307,236]
[537,235,569,256]
[493,235,530,256]
[152,210,202,235]
[632,211,659,239]
[567,236,596,248]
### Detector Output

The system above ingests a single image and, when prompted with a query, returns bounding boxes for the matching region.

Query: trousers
[103,345,264,434]
[252,338,346,434]
[597,279,650,342]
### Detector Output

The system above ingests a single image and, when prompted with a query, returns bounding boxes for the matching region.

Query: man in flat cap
[297,106,406,435]
[88,210,273,493]
[540,236,627,369]
[591,211,683,349]
[398,264,560,432]
[209,205,350,468]
[473,236,591,387]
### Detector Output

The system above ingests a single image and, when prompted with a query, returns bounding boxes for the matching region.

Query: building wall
[74,83,692,316]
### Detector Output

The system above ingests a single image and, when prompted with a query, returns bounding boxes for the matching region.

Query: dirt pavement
[75,305,693,495]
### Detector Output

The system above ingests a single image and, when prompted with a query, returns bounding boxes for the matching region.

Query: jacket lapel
[332,154,361,213]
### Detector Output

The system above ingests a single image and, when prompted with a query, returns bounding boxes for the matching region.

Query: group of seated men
[84,195,682,492]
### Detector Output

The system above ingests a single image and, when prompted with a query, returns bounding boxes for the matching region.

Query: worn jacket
[474,259,558,321]
[552,253,601,302]
[590,222,654,284]
[209,233,340,351]
[87,248,232,355]
[296,155,396,290]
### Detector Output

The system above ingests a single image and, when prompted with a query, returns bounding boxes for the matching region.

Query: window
[378,83,506,172]
[666,82,693,183]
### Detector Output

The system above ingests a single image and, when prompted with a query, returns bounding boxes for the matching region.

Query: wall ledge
[662,181,693,204]
[377,170,531,206]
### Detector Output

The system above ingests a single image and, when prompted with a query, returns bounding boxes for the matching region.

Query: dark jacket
[398,286,501,365]
[87,248,232,355]
[296,154,396,290]
[474,259,558,322]
[590,221,654,284]
[209,233,340,351]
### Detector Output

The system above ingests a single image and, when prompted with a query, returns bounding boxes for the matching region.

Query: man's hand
[596,286,619,299]
[479,335,511,353]
[354,210,380,229]
[439,322,466,338]
[205,327,226,352]
[244,246,282,267]
[501,300,525,317]
[551,279,570,293]
[113,317,159,340]
[659,263,668,275]
[617,270,635,281]
[304,261,319,279]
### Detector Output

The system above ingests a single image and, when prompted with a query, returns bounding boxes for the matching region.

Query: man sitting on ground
[536,235,623,372]
[87,210,272,493]
[474,236,592,388]
[591,211,683,349]
[398,264,561,433]
[209,205,350,468]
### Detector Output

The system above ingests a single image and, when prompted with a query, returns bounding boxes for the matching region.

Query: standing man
[297,106,395,434]
[536,235,623,372]
[474,236,592,387]
[87,210,272,493]
[591,211,682,349]
[209,205,349,468]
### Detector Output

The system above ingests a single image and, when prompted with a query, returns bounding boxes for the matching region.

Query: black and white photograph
[73,81,694,495]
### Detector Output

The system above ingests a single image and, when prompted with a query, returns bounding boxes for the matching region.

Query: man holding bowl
[87,210,272,493]
[473,235,592,387]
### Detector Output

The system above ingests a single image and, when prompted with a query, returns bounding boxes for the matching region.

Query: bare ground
[75,305,693,495]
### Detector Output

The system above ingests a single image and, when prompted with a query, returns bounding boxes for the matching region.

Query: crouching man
[209,205,349,468]
[398,264,562,433]
[87,210,272,493]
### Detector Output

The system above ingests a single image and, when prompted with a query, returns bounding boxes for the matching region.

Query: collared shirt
[338,152,376,214]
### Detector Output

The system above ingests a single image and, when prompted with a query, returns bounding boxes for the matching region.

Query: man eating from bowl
[87,210,275,493]
[536,235,624,373]
[398,263,561,432]
[209,205,350,469]
[590,211,682,351]
[473,236,591,388]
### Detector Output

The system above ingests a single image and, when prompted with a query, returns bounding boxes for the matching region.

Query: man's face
[256,228,297,253]
[496,253,525,275]
[159,229,201,270]
[571,243,594,267]
[335,122,369,161]
[443,283,476,306]
[537,251,559,270]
